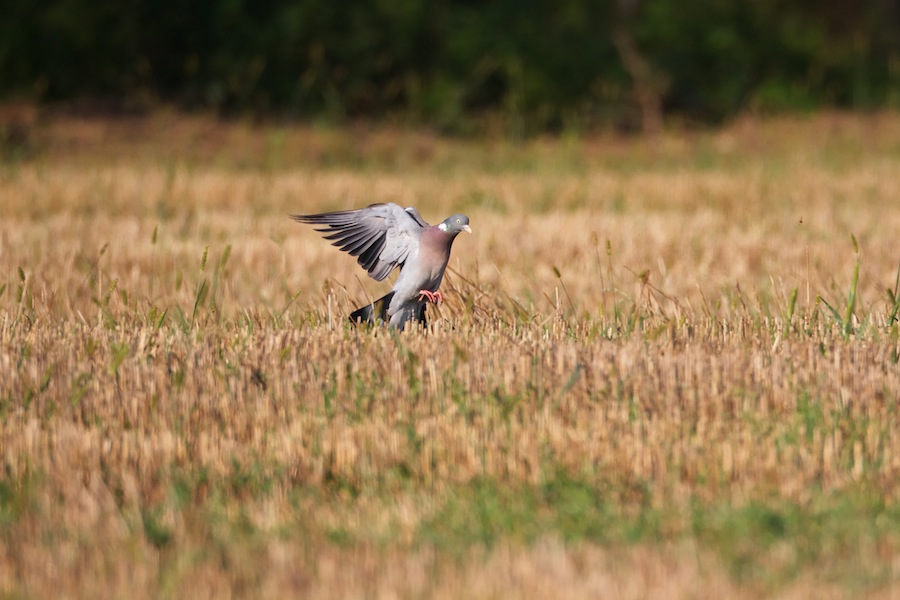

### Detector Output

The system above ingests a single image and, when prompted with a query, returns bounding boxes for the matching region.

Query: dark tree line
[2,0,899,132]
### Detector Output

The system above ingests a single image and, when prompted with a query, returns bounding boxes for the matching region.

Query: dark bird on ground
[292,203,471,328]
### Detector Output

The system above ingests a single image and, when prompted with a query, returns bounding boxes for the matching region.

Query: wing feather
[291,203,425,281]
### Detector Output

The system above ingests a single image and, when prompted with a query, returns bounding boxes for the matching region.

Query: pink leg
[418,289,443,304]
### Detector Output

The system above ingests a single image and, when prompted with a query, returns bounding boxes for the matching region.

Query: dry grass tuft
[2,111,900,598]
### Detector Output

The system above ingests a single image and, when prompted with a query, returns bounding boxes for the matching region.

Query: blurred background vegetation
[1,0,899,134]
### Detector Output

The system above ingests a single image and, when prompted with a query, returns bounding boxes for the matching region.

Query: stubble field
[2,112,900,598]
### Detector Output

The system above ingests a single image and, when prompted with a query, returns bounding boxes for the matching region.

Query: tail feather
[348,292,428,327]
[349,292,393,326]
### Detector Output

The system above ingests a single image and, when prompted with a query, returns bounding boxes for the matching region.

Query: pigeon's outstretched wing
[293,204,470,328]
[291,203,426,281]
[403,206,429,227]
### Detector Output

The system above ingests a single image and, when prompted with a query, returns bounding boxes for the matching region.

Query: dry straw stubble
[2,112,900,598]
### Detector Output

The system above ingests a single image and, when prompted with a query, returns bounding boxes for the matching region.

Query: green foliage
[0,470,38,530]
[819,234,860,339]
[1,1,897,130]
[887,260,900,327]
[140,507,173,549]
[417,473,900,591]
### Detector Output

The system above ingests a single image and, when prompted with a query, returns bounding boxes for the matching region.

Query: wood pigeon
[292,203,471,328]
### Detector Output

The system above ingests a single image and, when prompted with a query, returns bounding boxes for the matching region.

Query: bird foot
[418,289,443,304]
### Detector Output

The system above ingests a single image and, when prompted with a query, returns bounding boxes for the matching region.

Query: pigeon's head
[438,214,472,235]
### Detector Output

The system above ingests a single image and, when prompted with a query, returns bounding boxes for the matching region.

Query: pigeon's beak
[462,224,472,234]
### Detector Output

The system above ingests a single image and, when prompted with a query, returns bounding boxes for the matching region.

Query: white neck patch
[438,222,449,232]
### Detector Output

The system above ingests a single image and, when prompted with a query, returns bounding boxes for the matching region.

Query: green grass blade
[843,236,860,338]
[190,278,209,329]
[844,256,858,338]
[818,296,843,328]
[787,287,798,324]
[888,260,900,326]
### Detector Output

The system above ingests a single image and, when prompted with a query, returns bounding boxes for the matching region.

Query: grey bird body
[292,203,471,328]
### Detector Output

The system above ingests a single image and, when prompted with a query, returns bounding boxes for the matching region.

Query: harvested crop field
[2,112,900,598]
